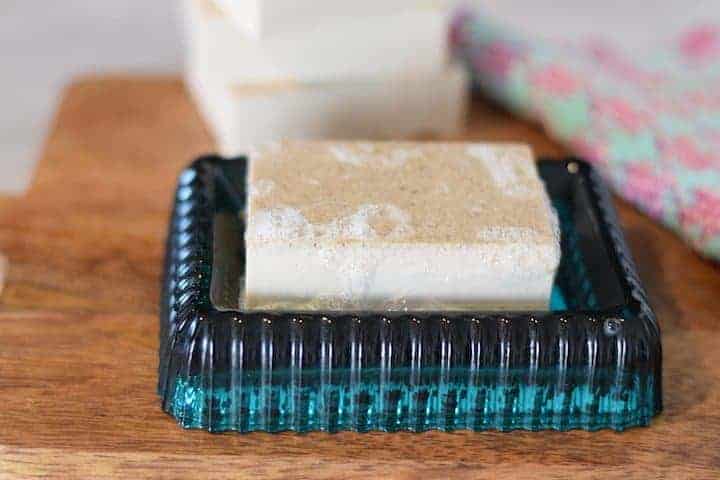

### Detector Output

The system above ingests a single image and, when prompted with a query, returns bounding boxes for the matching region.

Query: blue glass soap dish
[158,156,662,433]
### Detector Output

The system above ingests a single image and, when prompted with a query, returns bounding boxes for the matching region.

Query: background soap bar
[214,0,452,39]
[185,0,448,83]
[244,141,561,312]
[185,65,468,155]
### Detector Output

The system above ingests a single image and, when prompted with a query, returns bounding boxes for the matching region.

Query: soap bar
[185,63,468,155]
[244,141,561,311]
[214,0,452,39]
[185,0,448,83]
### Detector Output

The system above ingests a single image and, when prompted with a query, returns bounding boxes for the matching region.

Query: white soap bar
[244,141,561,312]
[214,0,452,39]
[185,0,448,83]
[185,62,469,155]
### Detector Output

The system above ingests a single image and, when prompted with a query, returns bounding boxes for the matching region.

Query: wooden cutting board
[0,76,719,479]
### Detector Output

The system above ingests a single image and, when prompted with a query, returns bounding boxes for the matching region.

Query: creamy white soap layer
[185,0,448,83]
[213,0,453,39]
[244,142,561,312]
[185,64,469,155]
[245,243,560,312]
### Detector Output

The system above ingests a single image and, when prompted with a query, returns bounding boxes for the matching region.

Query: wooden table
[1,77,719,479]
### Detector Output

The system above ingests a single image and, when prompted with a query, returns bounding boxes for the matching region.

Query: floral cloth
[452,10,720,261]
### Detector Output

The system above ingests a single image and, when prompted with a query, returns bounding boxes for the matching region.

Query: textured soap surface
[244,141,561,312]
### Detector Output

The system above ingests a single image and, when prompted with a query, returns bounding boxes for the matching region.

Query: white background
[1,0,717,194]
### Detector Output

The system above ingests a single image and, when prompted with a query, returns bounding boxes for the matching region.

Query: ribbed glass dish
[158,157,662,433]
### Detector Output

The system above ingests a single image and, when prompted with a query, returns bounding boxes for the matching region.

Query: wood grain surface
[1,77,719,479]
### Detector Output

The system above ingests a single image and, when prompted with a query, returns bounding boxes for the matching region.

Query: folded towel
[452,10,720,261]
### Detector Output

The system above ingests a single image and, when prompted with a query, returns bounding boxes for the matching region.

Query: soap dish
[158,156,662,433]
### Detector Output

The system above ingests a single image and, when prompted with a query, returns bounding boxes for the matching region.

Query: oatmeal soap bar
[245,141,560,311]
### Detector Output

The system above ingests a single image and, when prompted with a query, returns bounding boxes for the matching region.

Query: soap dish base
[158,156,661,433]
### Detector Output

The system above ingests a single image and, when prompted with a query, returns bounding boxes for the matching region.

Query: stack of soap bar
[244,141,561,312]
[182,0,468,155]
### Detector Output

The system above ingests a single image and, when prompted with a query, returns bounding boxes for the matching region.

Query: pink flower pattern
[622,164,675,218]
[585,41,666,86]
[531,66,582,95]
[682,189,720,238]
[660,137,719,170]
[594,98,648,133]
[472,41,518,79]
[680,26,720,61]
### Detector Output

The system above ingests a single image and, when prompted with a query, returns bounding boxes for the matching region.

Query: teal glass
[158,157,662,433]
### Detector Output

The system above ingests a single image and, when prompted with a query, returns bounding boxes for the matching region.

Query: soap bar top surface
[245,141,560,311]
[246,141,555,247]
